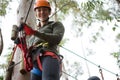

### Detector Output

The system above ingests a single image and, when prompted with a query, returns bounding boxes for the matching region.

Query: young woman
[23,0,65,80]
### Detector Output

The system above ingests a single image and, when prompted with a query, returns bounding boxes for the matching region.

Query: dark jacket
[30,21,65,54]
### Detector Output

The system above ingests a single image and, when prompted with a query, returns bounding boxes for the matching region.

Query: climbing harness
[36,50,63,71]
[29,42,63,73]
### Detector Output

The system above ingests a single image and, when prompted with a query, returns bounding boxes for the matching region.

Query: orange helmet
[34,0,51,11]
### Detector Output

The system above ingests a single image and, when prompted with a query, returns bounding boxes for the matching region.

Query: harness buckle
[39,53,43,56]
[34,42,48,48]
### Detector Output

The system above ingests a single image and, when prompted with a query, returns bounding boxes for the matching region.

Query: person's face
[35,7,51,21]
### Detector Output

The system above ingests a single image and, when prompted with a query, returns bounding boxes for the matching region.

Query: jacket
[30,21,65,54]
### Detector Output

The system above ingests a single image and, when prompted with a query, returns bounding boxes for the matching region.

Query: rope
[7,60,22,70]
[59,45,120,77]
[24,0,34,23]
[6,45,22,70]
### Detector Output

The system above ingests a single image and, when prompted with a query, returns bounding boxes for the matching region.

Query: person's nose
[40,10,44,14]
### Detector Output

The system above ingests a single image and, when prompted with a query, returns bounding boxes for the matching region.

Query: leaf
[112,27,116,31]
[0,0,10,16]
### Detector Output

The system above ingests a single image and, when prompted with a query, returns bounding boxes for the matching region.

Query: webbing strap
[37,56,42,70]
[37,51,61,71]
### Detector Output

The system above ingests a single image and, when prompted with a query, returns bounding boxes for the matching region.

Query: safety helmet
[88,76,100,80]
[34,0,51,11]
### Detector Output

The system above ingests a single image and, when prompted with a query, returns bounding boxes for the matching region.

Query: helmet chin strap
[38,17,49,22]
[37,17,49,27]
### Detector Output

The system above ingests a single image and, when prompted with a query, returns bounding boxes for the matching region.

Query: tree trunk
[11,0,35,80]
[0,28,3,55]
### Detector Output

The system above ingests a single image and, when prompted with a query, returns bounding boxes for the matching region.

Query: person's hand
[23,24,36,35]
[18,23,36,35]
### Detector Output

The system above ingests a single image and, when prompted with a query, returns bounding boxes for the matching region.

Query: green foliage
[0,76,3,80]
[59,38,69,46]
[112,27,116,31]
[49,0,79,20]
[67,61,83,79]
[73,0,113,26]
[69,0,120,43]
[0,0,11,16]
[111,52,120,59]
[3,45,13,63]
[116,34,120,40]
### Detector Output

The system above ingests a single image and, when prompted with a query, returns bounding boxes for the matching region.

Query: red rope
[17,31,33,71]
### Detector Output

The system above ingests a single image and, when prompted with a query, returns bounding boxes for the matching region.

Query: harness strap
[16,37,33,71]
[37,51,61,71]
[37,56,42,70]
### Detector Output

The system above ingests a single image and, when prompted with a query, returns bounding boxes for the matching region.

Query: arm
[34,22,65,45]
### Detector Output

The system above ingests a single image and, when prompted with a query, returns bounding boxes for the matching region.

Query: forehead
[36,7,49,10]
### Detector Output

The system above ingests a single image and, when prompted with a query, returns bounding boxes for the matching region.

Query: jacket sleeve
[34,21,65,45]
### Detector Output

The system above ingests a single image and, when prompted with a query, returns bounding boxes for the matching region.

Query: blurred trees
[0,0,12,16]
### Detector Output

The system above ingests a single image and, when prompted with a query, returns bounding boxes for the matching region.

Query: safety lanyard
[99,66,104,80]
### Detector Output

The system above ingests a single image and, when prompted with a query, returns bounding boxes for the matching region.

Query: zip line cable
[59,45,120,77]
